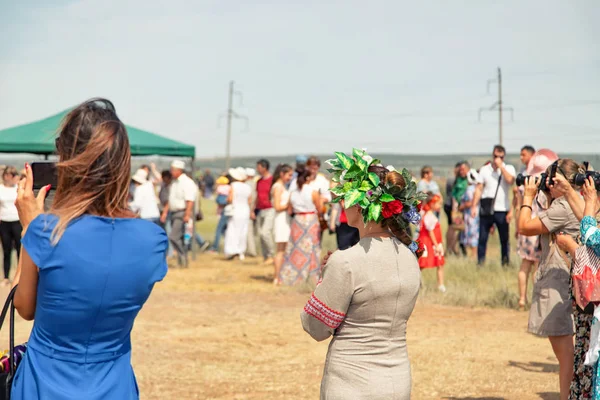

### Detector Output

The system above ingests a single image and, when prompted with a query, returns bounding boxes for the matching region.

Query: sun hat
[216,176,230,185]
[171,160,186,170]
[467,169,479,185]
[245,168,256,177]
[131,169,148,184]
[228,167,248,182]
[526,149,559,177]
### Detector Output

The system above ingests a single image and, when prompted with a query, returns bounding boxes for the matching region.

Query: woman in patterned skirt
[279,166,323,286]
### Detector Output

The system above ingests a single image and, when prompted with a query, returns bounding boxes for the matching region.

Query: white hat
[132,169,149,184]
[245,168,256,177]
[467,169,479,185]
[171,160,186,170]
[228,167,247,182]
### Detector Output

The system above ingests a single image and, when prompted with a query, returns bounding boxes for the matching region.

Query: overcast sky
[1,0,599,158]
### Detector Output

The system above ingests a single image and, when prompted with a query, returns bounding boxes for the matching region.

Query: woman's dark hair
[51,98,133,242]
[368,165,424,258]
[296,165,312,189]
[271,163,293,190]
[161,170,172,181]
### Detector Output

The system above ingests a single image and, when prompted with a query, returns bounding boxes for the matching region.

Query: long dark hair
[51,98,133,242]
[271,163,293,190]
[296,165,311,189]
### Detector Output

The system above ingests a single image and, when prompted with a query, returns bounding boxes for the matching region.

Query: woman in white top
[224,167,252,260]
[129,169,161,223]
[0,166,21,285]
[279,167,323,286]
[270,164,294,285]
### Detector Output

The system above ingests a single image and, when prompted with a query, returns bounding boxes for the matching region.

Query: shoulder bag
[480,175,502,217]
[0,286,27,400]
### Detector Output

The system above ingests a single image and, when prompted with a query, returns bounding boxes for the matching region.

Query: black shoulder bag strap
[0,285,18,395]
[491,174,502,208]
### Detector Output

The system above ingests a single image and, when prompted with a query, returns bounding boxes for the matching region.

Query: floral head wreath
[327,148,428,254]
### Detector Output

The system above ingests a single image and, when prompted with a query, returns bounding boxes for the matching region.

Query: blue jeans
[211,214,230,252]
[477,212,510,265]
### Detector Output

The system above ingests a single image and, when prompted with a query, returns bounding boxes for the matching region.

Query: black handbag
[0,286,18,400]
[480,175,502,217]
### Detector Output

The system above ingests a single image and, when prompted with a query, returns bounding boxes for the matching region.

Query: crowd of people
[201,155,360,286]
[1,99,600,400]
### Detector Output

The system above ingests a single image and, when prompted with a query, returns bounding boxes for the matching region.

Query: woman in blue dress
[11,98,168,399]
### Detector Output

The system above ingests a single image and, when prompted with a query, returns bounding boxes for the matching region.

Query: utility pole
[478,67,514,146]
[220,81,248,170]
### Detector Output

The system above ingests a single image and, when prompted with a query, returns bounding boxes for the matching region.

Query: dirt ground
[1,254,558,400]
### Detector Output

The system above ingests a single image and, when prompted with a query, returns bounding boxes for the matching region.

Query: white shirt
[168,174,198,212]
[477,163,516,212]
[289,173,331,202]
[130,181,160,220]
[290,184,317,213]
[0,185,19,222]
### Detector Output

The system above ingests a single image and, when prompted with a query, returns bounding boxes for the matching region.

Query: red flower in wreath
[416,201,422,211]
[382,200,404,219]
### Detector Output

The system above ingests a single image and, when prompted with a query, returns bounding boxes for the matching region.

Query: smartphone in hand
[31,162,57,191]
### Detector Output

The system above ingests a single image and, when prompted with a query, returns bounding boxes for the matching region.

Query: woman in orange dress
[417,193,446,292]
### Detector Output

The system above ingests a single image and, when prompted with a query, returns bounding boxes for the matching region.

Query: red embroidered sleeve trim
[303,293,346,329]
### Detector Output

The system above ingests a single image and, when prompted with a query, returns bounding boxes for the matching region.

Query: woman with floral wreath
[301,149,426,400]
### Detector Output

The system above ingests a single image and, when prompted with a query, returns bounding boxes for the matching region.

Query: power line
[218,81,248,169]
[478,67,514,146]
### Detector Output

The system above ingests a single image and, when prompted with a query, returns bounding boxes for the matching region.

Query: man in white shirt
[129,169,160,222]
[471,145,516,266]
[160,160,197,267]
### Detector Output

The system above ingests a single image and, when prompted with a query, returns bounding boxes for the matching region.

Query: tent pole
[191,156,197,262]
[44,154,49,160]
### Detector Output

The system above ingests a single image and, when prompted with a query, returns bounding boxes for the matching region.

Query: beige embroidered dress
[301,237,421,400]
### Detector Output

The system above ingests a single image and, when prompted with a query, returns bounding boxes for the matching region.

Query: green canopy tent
[0,108,195,158]
[0,108,199,258]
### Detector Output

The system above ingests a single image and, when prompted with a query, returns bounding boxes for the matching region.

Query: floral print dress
[576,216,600,400]
[460,185,479,248]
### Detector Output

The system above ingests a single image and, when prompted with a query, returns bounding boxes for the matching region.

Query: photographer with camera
[550,169,600,399]
[10,99,168,399]
[471,145,516,266]
[518,159,585,399]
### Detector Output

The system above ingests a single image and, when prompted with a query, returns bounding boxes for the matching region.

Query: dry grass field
[1,252,559,400]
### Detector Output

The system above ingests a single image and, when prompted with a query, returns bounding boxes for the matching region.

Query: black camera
[516,162,558,192]
[574,171,600,188]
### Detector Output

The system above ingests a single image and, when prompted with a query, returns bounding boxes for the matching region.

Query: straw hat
[228,167,247,182]
[131,169,148,184]
[526,149,559,177]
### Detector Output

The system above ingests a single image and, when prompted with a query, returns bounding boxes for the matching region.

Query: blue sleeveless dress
[11,214,168,399]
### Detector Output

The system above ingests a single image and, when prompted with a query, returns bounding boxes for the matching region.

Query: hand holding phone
[31,162,57,191]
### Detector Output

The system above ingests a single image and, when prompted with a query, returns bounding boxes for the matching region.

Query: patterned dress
[574,216,600,399]
[461,185,479,248]
[279,184,321,285]
[517,187,542,262]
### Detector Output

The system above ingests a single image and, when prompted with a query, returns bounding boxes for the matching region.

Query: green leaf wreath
[326,148,428,234]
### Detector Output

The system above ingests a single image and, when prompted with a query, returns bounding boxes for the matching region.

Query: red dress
[418,212,445,269]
